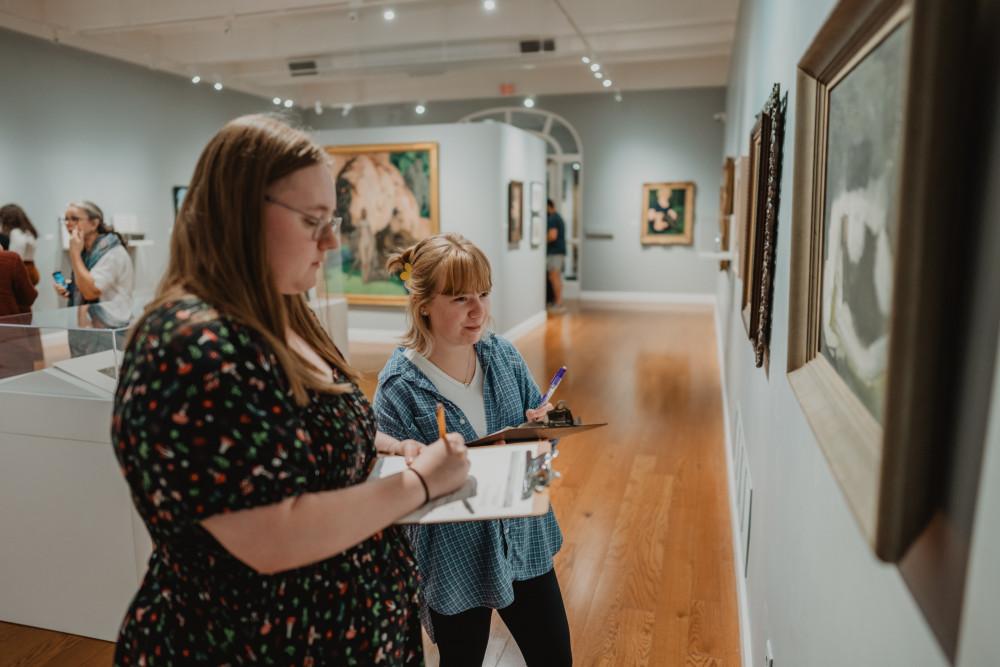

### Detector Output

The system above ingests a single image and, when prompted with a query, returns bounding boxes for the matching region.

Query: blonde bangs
[434,245,492,296]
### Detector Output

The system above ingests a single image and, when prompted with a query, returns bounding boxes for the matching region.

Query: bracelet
[407,467,431,505]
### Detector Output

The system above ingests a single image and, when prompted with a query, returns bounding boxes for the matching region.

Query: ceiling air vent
[288,59,318,77]
[519,39,555,54]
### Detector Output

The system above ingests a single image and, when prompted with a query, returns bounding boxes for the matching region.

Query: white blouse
[8,228,36,262]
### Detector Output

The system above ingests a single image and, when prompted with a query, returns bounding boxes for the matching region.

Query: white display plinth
[0,368,152,641]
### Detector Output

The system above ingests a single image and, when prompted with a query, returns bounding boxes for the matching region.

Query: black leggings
[429,568,572,666]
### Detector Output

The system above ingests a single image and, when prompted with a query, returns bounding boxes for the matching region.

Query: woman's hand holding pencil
[406,403,470,502]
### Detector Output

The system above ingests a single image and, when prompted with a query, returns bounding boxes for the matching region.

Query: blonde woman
[111,115,469,666]
[374,234,572,666]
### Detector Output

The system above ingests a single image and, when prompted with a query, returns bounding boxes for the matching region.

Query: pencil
[437,402,455,453]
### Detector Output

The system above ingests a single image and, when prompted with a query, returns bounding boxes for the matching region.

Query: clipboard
[369,441,555,524]
[466,422,607,447]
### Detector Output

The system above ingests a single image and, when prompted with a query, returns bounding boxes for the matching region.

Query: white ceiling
[0,0,739,110]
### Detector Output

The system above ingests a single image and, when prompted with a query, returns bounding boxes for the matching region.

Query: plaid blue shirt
[373,332,563,639]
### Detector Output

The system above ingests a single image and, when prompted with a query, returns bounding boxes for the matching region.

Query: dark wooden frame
[740,84,787,370]
[786,0,967,561]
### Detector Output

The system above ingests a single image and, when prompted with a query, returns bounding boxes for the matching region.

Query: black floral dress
[111,298,422,666]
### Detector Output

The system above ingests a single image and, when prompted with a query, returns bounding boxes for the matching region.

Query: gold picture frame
[323,142,440,307]
[640,181,695,246]
[786,0,968,561]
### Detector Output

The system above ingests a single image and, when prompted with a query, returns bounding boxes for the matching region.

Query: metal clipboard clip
[522,445,560,499]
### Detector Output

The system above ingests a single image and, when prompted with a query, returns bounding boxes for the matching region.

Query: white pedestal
[0,369,152,641]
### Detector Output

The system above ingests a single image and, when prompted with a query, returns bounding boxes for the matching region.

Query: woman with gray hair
[55,200,134,328]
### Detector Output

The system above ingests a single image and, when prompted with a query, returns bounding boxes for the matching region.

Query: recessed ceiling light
[415,104,426,114]
[191,75,201,84]
[590,63,600,72]
[572,162,581,171]
[595,72,603,79]
[213,82,223,91]
[483,0,497,11]
[273,97,282,105]
[603,79,612,87]
[283,99,294,108]
[523,97,535,108]
[581,56,590,64]
[383,8,396,21]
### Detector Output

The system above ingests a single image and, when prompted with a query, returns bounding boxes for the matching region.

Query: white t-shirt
[404,348,487,438]
[8,228,36,261]
[89,244,134,324]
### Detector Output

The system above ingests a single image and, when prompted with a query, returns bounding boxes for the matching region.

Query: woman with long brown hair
[111,114,470,665]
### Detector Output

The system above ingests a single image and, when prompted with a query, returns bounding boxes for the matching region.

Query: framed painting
[508,180,523,248]
[719,157,735,269]
[786,0,967,561]
[640,181,694,245]
[731,155,749,275]
[324,142,439,306]
[740,84,787,370]
[529,181,545,248]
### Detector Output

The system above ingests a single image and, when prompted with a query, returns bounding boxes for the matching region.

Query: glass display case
[0,304,131,393]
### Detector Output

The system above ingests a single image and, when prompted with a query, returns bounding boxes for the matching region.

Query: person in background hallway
[546,199,567,313]
[111,114,470,666]
[0,234,39,378]
[375,233,572,667]
[0,204,39,286]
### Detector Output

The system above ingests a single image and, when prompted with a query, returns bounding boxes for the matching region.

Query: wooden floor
[1,303,740,666]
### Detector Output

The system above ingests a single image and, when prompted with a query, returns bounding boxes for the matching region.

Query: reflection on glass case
[0,305,131,390]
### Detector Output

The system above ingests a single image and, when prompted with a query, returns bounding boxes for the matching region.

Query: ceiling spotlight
[614,92,623,102]
[572,162,581,171]
[595,72,603,79]
[581,56,590,64]
[191,75,201,84]
[523,97,535,108]
[383,8,396,21]
[272,97,282,105]
[314,101,324,114]
[415,103,426,115]
[603,79,612,87]
[590,63,600,72]
[213,82,223,91]
[483,0,497,10]
[283,99,294,108]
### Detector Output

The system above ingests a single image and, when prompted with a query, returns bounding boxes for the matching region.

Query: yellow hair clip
[399,262,414,285]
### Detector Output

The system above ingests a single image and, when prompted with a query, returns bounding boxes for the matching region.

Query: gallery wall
[305,87,726,300]
[717,0,1000,665]
[312,123,547,340]
[0,28,266,312]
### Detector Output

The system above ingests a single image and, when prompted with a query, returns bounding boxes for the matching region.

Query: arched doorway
[459,107,583,297]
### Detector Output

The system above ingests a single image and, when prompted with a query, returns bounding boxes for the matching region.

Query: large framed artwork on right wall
[786,0,969,562]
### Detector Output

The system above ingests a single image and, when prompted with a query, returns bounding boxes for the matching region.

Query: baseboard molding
[714,299,753,667]
[502,310,547,342]
[580,290,715,310]
[347,328,403,345]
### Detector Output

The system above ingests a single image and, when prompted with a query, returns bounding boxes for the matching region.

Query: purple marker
[539,366,567,406]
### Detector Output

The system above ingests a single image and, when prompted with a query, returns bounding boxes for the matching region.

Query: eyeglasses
[264,195,342,241]
[59,215,87,224]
